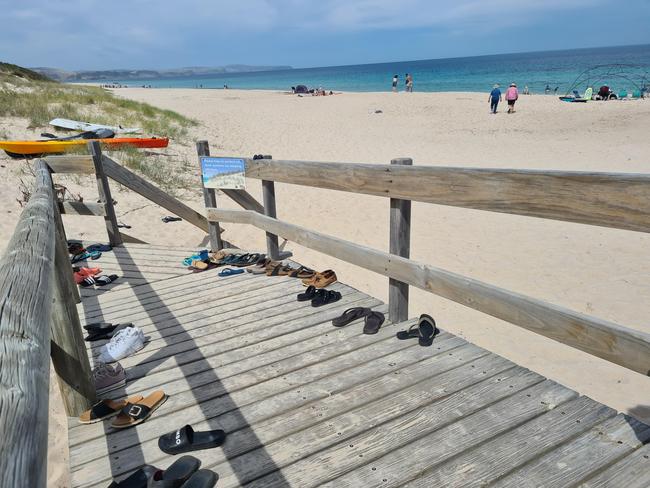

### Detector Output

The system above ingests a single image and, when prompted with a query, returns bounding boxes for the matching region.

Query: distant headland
[30,65,293,82]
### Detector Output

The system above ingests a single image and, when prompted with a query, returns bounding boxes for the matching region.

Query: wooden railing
[0,160,95,488]
[196,142,650,377]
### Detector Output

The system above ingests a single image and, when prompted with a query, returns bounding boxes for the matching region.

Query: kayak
[49,118,142,134]
[0,137,169,158]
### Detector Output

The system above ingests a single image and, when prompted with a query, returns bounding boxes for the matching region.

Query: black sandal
[363,311,385,335]
[297,285,317,302]
[417,314,438,346]
[158,424,226,455]
[332,307,371,327]
[311,289,342,307]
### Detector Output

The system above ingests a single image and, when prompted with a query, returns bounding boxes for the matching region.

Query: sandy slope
[1,89,649,486]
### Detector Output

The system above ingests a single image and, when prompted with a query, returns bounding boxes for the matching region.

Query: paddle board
[49,118,141,134]
[0,137,169,158]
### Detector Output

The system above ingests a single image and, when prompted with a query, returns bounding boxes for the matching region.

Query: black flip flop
[86,243,113,253]
[297,285,317,302]
[181,470,218,488]
[148,456,201,487]
[363,311,385,335]
[396,322,419,340]
[311,289,342,307]
[332,307,371,327]
[158,425,226,455]
[162,216,183,223]
[108,465,160,488]
[417,314,438,346]
[83,321,114,331]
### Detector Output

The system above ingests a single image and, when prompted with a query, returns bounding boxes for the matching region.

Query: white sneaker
[98,326,145,363]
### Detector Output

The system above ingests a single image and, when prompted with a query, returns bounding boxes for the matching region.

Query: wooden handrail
[0,160,56,487]
[206,207,650,376]
[243,158,650,233]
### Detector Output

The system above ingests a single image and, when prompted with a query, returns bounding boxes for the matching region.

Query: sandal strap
[121,402,151,421]
[90,400,118,420]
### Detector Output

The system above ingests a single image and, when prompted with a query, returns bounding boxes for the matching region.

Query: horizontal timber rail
[207,207,650,376]
[243,158,650,233]
[0,160,95,488]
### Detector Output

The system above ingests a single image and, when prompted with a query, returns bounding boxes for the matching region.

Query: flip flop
[107,465,160,488]
[302,269,337,288]
[86,243,113,253]
[85,322,134,341]
[396,322,420,341]
[332,307,371,327]
[288,265,315,279]
[149,456,201,487]
[162,216,182,223]
[78,395,143,424]
[218,268,244,277]
[83,321,114,331]
[363,311,385,335]
[111,390,167,429]
[180,470,218,488]
[297,285,317,302]
[191,260,209,270]
[71,250,102,263]
[95,274,119,286]
[311,289,342,307]
[182,250,209,267]
[158,424,226,455]
[417,314,439,346]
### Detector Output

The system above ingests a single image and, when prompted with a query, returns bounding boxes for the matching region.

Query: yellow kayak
[0,137,169,158]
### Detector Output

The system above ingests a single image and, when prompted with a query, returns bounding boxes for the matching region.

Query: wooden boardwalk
[68,244,650,488]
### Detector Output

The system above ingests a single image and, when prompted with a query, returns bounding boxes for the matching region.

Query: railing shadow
[78,244,290,487]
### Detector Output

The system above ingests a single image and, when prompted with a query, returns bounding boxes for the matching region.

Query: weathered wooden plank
[207,208,650,375]
[101,155,212,235]
[76,339,490,486]
[71,307,410,473]
[59,201,106,216]
[404,396,616,487]
[89,142,123,246]
[50,194,96,415]
[0,160,56,488]
[262,179,280,259]
[246,378,573,488]
[196,141,223,249]
[244,158,650,233]
[45,155,94,174]
[490,415,650,487]
[213,354,517,487]
[580,442,650,488]
[388,157,411,323]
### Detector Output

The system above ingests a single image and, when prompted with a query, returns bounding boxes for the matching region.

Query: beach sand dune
[1,89,649,486]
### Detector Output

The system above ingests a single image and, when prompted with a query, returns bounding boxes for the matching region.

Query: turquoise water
[105,44,650,94]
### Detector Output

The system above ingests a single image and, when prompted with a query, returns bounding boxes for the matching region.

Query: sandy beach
[1,89,649,486]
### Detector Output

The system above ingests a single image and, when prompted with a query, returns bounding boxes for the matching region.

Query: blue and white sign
[200,157,246,189]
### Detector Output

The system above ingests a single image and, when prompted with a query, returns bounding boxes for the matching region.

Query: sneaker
[98,326,145,363]
[94,362,126,395]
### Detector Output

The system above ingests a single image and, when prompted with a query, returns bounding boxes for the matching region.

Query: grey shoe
[94,362,126,395]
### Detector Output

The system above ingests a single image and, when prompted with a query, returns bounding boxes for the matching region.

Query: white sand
[1,89,649,486]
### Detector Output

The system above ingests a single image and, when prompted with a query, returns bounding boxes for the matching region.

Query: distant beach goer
[406,74,413,92]
[392,74,398,92]
[505,83,519,113]
[523,85,529,95]
[488,84,502,114]
[545,84,551,94]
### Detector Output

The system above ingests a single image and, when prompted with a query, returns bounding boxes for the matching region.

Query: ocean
[104,44,650,95]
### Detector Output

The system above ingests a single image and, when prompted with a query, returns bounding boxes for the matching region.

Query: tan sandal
[110,390,167,429]
[78,395,143,424]
[302,270,337,288]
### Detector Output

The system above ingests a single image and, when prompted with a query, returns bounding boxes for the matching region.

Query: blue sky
[1,0,649,70]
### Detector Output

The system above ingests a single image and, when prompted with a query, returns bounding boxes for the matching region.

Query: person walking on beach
[505,82,519,113]
[488,84,502,114]
[392,74,398,92]
[406,73,413,92]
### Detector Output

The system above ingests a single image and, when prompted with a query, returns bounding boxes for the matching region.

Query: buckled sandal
[111,390,167,429]
[78,395,143,424]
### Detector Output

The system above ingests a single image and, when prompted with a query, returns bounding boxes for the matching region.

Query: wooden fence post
[389,158,412,324]
[50,197,96,416]
[196,140,223,250]
[89,141,122,247]
[262,178,281,260]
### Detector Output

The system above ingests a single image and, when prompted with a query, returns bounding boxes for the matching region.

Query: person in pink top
[505,82,519,113]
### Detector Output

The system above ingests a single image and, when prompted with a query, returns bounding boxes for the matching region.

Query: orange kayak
[0,137,169,158]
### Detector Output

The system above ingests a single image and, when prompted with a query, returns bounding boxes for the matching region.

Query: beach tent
[295,85,309,94]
